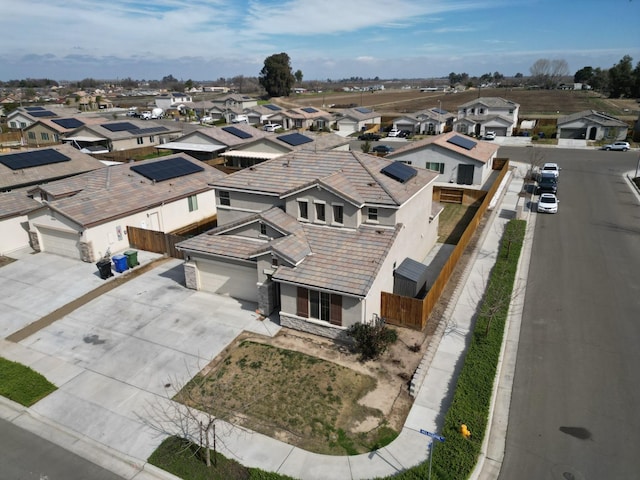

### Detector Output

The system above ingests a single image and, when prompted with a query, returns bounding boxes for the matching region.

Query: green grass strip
[0,356,57,406]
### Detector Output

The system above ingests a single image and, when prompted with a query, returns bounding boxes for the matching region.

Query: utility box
[124,249,139,268]
[112,254,128,273]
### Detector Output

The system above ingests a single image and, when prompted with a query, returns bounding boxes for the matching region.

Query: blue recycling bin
[112,254,129,273]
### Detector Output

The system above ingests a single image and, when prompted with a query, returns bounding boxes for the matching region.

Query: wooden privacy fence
[382,160,510,330]
[126,226,187,259]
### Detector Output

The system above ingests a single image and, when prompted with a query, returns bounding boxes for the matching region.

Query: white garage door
[197,259,258,302]
[38,227,80,259]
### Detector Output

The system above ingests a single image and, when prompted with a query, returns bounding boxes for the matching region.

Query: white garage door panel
[39,227,80,259]
[198,259,258,302]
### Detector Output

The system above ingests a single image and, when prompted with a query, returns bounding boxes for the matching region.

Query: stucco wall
[0,215,31,255]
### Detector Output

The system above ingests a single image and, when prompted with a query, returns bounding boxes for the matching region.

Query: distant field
[285,87,639,120]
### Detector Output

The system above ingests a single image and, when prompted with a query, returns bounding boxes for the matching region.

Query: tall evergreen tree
[259,53,296,97]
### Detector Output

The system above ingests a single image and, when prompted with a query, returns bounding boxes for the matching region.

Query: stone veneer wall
[28,230,40,252]
[183,262,198,290]
[79,241,94,262]
[280,313,349,342]
[257,281,277,316]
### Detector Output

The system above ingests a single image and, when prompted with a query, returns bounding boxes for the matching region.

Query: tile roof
[179,124,269,147]
[30,154,226,228]
[0,189,41,220]
[212,150,438,207]
[387,131,499,164]
[557,110,628,127]
[177,206,400,297]
[0,144,104,191]
[68,119,181,141]
[458,96,520,109]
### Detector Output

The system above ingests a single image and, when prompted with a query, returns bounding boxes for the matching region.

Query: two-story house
[22,116,106,148]
[176,150,440,339]
[7,106,59,130]
[454,97,520,137]
[393,108,456,135]
[155,92,193,112]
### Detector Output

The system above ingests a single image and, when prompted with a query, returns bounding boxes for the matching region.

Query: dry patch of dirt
[181,211,489,455]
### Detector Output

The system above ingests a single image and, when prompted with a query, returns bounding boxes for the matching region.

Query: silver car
[602,141,630,151]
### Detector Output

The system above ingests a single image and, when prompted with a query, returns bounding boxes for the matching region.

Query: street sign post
[419,429,445,480]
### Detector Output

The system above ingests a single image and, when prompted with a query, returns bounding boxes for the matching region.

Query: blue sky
[1,0,639,82]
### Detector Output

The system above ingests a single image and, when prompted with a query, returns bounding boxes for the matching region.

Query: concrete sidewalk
[0,164,533,480]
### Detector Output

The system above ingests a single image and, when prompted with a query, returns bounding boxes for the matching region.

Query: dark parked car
[372,144,394,154]
[537,171,558,194]
[398,129,412,138]
[358,132,381,141]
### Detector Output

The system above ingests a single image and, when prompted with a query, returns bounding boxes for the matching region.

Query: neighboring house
[392,108,454,135]
[243,103,285,126]
[0,190,41,255]
[220,131,351,169]
[334,107,382,135]
[0,143,104,192]
[155,92,193,111]
[269,107,333,131]
[210,93,258,112]
[26,154,225,262]
[455,97,520,137]
[176,150,440,339]
[160,125,349,168]
[22,116,106,148]
[63,119,182,152]
[556,110,629,141]
[7,106,59,130]
[387,131,499,186]
[158,124,271,162]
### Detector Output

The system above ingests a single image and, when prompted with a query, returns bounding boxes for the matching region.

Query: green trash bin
[124,249,139,268]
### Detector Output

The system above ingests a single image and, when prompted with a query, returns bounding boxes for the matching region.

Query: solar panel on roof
[24,106,45,111]
[301,107,318,113]
[102,122,139,132]
[381,162,417,184]
[355,107,372,114]
[447,135,477,150]
[134,126,169,135]
[29,110,57,117]
[277,133,313,146]
[432,108,447,115]
[222,126,252,139]
[264,104,282,111]
[130,157,205,182]
[0,149,71,170]
[52,118,85,129]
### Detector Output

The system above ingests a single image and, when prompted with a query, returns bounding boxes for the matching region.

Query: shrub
[346,322,398,361]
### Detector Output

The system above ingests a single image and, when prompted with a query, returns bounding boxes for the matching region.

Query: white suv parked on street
[602,141,630,151]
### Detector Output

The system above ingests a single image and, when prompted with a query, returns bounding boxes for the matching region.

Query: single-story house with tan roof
[386,131,499,186]
[392,108,456,135]
[22,116,107,148]
[26,153,226,262]
[0,143,104,192]
[334,107,382,135]
[268,106,333,131]
[62,118,182,153]
[556,110,629,140]
[176,150,440,339]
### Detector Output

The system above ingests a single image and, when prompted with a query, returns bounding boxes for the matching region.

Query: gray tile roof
[68,119,181,141]
[387,131,499,164]
[213,150,438,207]
[30,154,226,228]
[178,206,400,297]
[0,143,104,191]
[0,189,41,220]
[458,96,520,109]
[557,110,628,127]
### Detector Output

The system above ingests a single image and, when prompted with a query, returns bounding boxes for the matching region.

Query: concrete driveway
[1,252,281,461]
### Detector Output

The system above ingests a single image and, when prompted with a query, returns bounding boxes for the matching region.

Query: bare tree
[530,58,569,88]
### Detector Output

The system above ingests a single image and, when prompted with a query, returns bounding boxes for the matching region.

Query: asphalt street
[496,147,640,479]
[0,417,124,480]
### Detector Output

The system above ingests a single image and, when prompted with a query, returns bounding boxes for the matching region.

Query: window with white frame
[315,202,326,222]
[136,137,144,145]
[28,132,35,140]
[188,195,198,212]
[40,132,49,141]
[296,286,342,325]
[332,204,344,224]
[260,223,267,236]
[426,162,445,174]
[219,191,230,206]
[367,207,378,222]
[298,200,309,220]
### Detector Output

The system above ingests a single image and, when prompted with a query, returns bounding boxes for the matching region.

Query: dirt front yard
[179,207,487,456]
